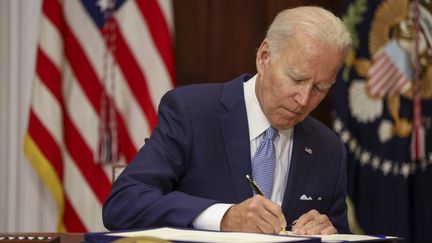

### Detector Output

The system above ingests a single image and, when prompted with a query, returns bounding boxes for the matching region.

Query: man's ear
[256,40,271,74]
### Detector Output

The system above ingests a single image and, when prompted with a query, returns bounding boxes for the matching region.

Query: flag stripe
[64,1,152,147]
[60,63,137,181]
[26,0,174,231]
[42,0,63,31]
[389,76,410,96]
[373,68,400,96]
[368,51,386,74]
[64,151,105,231]
[36,49,62,102]
[377,72,402,97]
[369,59,397,87]
[116,1,173,118]
[30,76,63,145]
[64,25,103,112]
[116,112,138,161]
[28,111,63,178]
[135,0,175,82]
[368,57,393,86]
[64,196,87,232]
[64,114,111,204]
[113,69,151,149]
[62,63,100,153]
[107,21,158,129]
[39,17,63,68]
[157,0,174,34]
[368,52,410,97]
[58,19,114,204]
[369,53,393,81]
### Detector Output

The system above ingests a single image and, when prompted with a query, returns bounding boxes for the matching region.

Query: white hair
[266,6,352,55]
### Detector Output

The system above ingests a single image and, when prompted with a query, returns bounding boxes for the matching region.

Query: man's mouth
[284,107,301,116]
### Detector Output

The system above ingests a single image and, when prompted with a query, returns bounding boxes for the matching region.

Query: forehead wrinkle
[285,56,337,86]
[280,56,310,79]
[287,67,309,80]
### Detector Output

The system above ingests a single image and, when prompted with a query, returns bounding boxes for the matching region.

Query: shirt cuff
[192,203,233,231]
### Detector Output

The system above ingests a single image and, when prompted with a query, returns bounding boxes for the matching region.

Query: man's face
[255,31,345,130]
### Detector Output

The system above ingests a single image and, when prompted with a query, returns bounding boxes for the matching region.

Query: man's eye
[313,85,326,93]
[291,76,305,83]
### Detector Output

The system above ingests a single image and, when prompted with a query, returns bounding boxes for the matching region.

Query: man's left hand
[292,209,337,235]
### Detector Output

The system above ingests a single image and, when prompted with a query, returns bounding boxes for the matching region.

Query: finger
[249,197,284,234]
[295,222,324,235]
[298,219,319,235]
[262,200,287,229]
[293,211,329,235]
[255,215,279,234]
[305,220,333,235]
[305,225,321,235]
[293,209,319,229]
[295,214,336,235]
[257,207,284,234]
[293,227,306,235]
[250,195,286,230]
[311,214,333,234]
[320,225,338,235]
[314,214,330,225]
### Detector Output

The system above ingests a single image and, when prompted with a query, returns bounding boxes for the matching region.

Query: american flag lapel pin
[305,147,312,155]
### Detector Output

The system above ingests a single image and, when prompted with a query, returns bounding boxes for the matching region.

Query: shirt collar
[244,75,272,141]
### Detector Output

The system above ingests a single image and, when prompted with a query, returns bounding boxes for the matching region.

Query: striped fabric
[251,127,277,199]
[367,40,412,98]
[23,0,174,232]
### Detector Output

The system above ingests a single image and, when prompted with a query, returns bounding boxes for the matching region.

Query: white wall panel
[0,0,57,232]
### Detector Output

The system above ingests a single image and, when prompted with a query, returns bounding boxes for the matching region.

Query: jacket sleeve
[102,89,218,230]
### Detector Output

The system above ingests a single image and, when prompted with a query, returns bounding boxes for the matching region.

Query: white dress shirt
[193,75,294,230]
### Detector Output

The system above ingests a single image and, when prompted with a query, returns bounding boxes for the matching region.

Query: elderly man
[103,6,352,235]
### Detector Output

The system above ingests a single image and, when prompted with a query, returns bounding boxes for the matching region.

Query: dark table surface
[0,232,83,243]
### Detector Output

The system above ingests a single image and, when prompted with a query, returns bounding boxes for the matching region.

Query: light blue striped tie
[252,127,276,199]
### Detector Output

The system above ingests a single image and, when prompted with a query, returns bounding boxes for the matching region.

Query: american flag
[23,0,174,232]
[367,39,412,98]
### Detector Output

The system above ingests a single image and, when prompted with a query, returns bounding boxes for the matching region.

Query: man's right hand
[220,195,286,234]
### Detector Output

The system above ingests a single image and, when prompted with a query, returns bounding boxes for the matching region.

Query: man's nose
[295,84,312,107]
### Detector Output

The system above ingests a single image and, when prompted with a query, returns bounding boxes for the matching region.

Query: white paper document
[108,227,310,242]
[283,231,398,242]
[108,227,398,243]
[307,233,397,242]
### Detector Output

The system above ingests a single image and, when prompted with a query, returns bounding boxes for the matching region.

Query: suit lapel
[218,75,318,209]
[220,75,254,202]
[282,119,316,222]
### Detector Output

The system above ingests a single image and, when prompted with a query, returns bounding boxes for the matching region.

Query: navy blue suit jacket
[103,74,349,233]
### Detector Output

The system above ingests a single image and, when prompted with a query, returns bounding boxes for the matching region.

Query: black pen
[287,220,297,231]
[245,174,288,235]
[245,174,263,195]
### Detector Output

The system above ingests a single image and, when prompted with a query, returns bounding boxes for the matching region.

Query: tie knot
[264,127,276,140]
